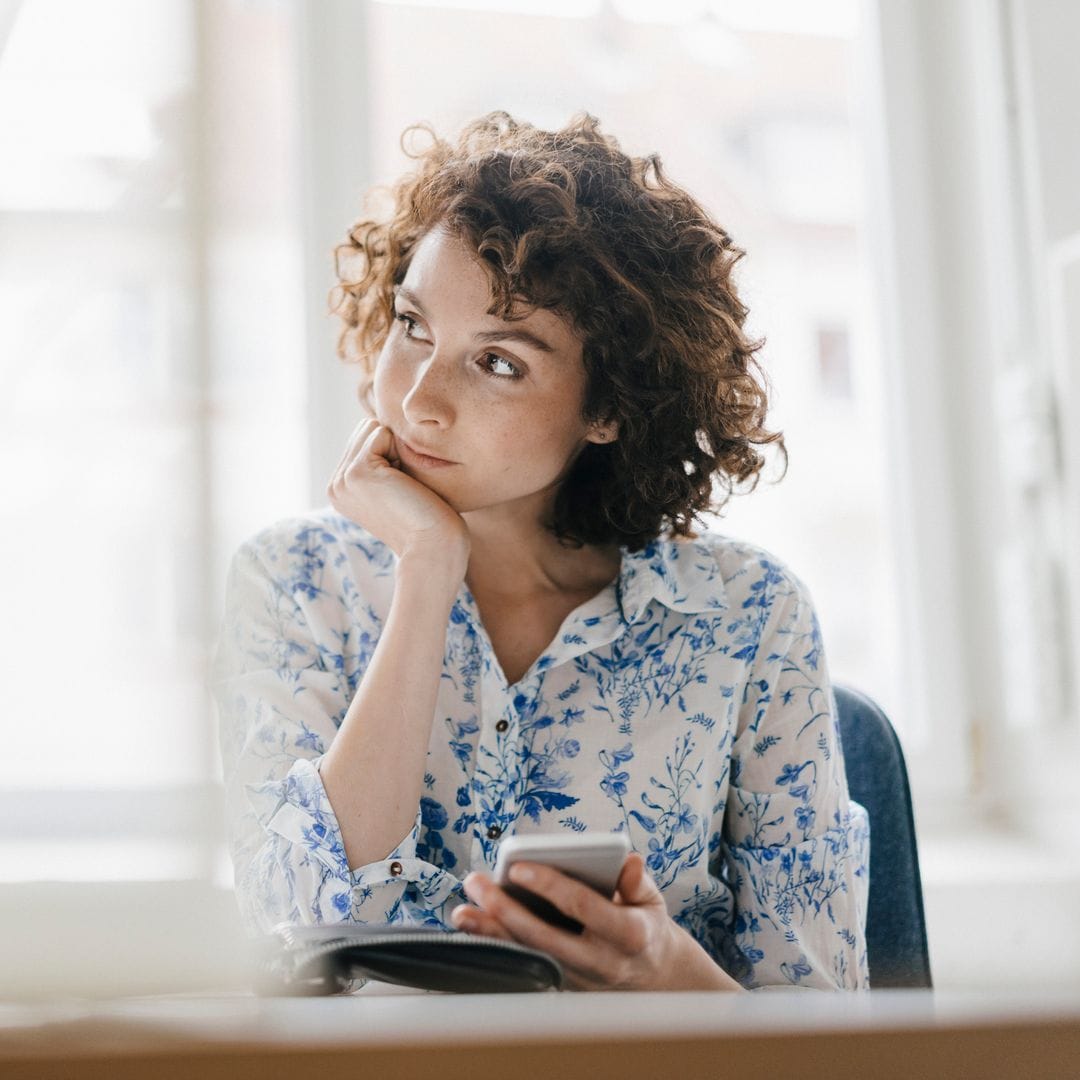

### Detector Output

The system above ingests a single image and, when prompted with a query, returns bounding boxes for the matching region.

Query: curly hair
[330,110,787,553]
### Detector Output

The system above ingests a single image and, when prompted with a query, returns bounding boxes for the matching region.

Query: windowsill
[919,822,1080,886]
[2,823,1079,994]
[916,823,1080,993]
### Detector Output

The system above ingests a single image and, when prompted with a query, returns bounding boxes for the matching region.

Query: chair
[833,682,933,988]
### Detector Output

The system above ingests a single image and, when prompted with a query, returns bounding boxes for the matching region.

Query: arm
[212,418,479,936]
[211,534,469,936]
[721,571,871,990]
[319,548,463,869]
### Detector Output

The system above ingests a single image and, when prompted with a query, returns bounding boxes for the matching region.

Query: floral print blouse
[210,506,871,991]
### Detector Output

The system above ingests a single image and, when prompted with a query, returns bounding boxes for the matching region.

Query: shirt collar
[615,534,730,625]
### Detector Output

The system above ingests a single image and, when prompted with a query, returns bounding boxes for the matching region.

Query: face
[371,223,617,519]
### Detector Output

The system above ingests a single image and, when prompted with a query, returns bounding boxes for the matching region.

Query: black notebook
[253,922,564,995]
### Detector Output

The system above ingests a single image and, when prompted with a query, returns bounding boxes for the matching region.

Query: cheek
[488,414,578,472]
[371,346,405,406]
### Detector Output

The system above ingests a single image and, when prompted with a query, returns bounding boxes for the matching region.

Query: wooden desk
[2,987,1079,1080]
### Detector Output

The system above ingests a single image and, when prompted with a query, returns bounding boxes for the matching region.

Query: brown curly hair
[330,110,787,553]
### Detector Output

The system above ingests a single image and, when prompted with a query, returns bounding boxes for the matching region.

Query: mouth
[400,439,457,468]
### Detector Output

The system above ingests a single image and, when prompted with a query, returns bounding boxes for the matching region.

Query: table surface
[3,986,1080,1080]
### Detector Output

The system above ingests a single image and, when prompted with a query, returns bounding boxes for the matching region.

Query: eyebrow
[394,285,556,354]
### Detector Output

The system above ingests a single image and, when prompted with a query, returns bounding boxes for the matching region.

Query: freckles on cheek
[485,427,524,465]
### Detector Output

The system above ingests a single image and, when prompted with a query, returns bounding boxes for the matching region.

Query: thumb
[614,851,657,907]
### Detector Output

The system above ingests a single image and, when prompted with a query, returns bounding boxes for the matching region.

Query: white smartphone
[491,832,632,934]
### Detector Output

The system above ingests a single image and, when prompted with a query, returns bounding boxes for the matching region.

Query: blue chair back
[833,682,933,988]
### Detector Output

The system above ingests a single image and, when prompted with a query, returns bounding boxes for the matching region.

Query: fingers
[449,902,513,941]
[322,414,469,560]
[344,416,379,462]
[329,416,402,496]
[348,422,390,476]
[330,417,378,491]
[460,864,681,990]
[614,851,658,906]
[462,872,582,959]
[464,865,647,963]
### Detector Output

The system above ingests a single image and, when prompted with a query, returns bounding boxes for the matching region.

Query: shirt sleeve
[721,569,871,990]
[209,536,466,937]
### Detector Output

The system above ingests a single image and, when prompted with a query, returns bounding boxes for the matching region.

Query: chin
[403,462,461,499]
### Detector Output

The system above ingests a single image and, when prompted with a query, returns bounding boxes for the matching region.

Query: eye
[394,310,423,338]
[392,308,521,381]
[479,352,523,380]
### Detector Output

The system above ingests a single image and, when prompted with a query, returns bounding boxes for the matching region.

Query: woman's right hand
[327,417,471,572]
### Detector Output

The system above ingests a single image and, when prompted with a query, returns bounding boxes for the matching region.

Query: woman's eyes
[394,311,425,340]
[479,353,522,380]
[393,310,523,381]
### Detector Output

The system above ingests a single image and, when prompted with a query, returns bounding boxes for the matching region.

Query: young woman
[212,111,870,992]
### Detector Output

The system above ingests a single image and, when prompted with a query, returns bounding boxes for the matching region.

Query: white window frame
[296,0,377,498]
[861,0,1080,835]
[996,0,1080,829]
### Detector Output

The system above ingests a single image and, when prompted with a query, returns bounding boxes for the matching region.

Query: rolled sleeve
[722,571,871,990]
[211,539,465,936]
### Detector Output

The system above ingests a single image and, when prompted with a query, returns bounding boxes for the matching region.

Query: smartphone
[491,832,632,935]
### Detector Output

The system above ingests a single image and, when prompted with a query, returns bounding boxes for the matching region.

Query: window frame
[860,0,1080,834]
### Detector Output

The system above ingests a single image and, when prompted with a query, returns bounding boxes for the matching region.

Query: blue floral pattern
[211,506,871,990]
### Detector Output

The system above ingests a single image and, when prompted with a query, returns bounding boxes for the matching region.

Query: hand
[449,851,744,992]
[327,417,471,567]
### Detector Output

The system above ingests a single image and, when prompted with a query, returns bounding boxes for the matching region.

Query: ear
[588,420,619,444]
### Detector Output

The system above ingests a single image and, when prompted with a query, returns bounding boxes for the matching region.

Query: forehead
[402,225,581,350]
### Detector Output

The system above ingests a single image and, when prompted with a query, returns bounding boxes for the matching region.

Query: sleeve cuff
[245,756,350,879]
[245,756,466,924]
[724,797,870,990]
[344,810,464,918]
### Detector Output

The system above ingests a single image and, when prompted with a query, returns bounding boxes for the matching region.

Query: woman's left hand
[449,850,745,992]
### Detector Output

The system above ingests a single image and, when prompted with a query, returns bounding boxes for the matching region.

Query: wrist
[665,926,747,992]
[395,551,466,602]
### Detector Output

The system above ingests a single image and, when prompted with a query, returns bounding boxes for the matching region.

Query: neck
[462,504,620,600]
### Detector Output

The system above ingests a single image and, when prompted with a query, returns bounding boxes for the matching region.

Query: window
[6,0,1078,995]
[0,0,306,883]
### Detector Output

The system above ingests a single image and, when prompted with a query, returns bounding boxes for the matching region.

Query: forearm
[665,926,748,992]
[319,552,463,869]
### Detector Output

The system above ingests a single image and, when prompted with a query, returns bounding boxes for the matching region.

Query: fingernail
[510,864,533,884]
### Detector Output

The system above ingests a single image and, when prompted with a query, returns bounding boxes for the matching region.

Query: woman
[211,111,870,992]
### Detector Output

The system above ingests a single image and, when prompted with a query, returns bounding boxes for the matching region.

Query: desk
[2,987,1079,1080]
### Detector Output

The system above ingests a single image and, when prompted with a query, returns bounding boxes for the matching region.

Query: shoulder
[686,530,815,606]
[238,504,387,560]
[231,505,396,596]
[683,532,826,676]
[630,529,817,638]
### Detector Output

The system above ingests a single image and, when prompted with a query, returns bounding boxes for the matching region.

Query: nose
[401,349,456,427]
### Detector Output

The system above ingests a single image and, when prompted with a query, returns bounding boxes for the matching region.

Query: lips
[401,439,455,464]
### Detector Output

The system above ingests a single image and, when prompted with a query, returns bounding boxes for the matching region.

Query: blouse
[210,505,871,991]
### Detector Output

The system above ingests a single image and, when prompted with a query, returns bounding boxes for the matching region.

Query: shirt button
[389,860,403,876]
[486,825,502,840]
[495,719,509,733]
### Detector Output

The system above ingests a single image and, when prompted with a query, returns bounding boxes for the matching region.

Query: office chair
[833,682,933,988]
